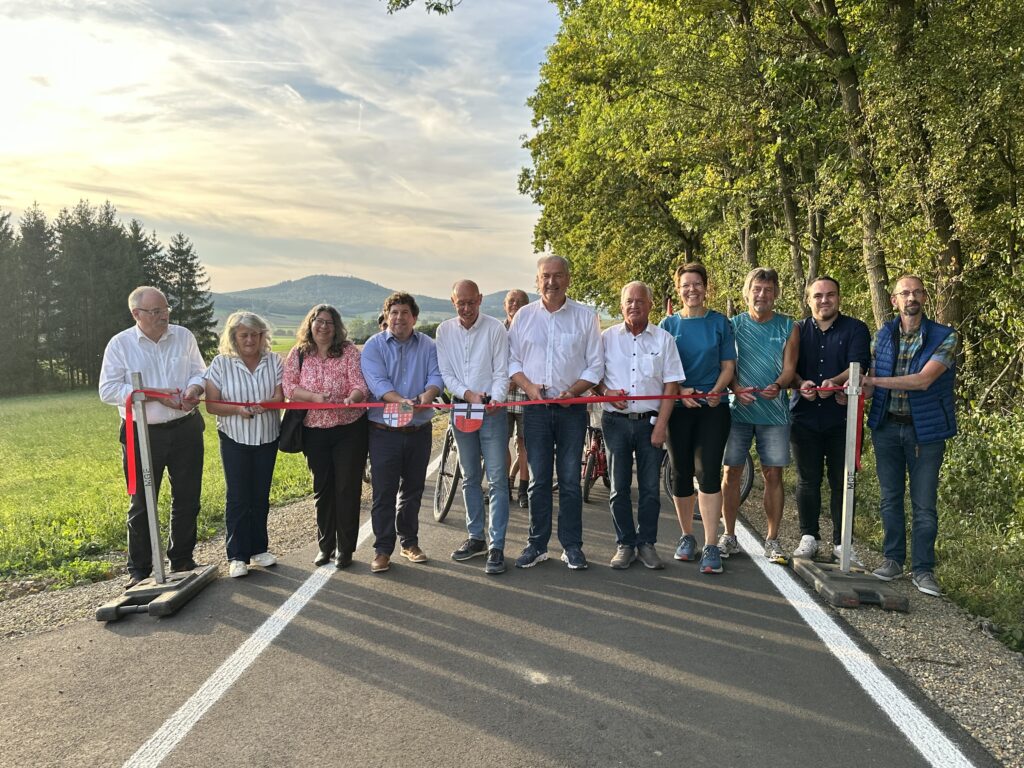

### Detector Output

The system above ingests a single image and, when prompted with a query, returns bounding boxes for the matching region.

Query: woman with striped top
[283,304,369,569]
[205,312,285,578]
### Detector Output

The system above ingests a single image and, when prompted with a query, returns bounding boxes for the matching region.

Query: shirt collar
[133,324,172,344]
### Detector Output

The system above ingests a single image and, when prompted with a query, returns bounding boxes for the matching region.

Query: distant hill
[211,275,538,329]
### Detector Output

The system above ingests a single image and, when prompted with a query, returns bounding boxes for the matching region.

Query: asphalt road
[0,471,1000,768]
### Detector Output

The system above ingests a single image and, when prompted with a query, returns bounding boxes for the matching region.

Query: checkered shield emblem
[383,401,414,427]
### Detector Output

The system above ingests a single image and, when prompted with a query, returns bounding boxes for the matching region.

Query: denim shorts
[725,421,791,467]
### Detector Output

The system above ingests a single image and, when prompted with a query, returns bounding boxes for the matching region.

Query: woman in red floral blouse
[283,304,369,568]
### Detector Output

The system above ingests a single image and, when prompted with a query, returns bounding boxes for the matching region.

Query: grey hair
[128,286,166,311]
[620,281,654,302]
[536,254,570,273]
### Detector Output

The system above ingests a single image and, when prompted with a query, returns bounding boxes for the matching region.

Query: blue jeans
[725,421,791,467]
[602,412,664,547]
[219,432,279,562]
[872,419,945,573]
[451,410,510,550]
[523,403,587,550]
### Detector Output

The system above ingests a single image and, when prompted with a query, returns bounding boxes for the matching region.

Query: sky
[0,0,561,298]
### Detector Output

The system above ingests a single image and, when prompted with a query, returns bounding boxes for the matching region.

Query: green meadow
[0,391,313,585]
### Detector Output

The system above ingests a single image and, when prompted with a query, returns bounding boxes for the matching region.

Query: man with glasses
[862,275,957,597]
[99,286,207,588]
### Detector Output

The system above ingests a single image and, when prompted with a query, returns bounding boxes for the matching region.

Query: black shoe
[313,551,332,567]
[484,549,506,575]
[334,552,353,569]
[451,538,488,561]
[170,559,198,573]
[125,573,147,589]
[517,491,529,509]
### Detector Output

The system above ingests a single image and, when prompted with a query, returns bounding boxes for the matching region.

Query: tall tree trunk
[776,149,808,313]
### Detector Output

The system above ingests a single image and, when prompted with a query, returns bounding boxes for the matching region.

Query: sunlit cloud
[0,0,558,297]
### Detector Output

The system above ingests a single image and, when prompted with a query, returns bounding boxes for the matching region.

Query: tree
[162,233,217,358]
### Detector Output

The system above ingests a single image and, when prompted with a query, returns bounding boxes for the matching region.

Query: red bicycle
[581,424,610,502]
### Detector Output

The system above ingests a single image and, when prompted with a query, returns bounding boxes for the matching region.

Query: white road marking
[733,521,976,768]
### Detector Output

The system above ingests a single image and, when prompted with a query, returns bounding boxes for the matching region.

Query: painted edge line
[732,521,976,768]
[124,515,377,768]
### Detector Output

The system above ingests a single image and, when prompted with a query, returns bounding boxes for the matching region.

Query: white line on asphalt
[733,521,976,768]
[125,454,445,768]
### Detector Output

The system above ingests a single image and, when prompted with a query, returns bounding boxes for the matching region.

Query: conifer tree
[162,233,217,358]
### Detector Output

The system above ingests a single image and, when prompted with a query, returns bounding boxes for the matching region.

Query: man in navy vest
[862,275,957,597]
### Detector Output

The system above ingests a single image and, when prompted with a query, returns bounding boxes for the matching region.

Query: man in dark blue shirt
[789,277,871,561]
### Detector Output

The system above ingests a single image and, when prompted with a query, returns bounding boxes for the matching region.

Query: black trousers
[120,410,204,578]
[790,419,847,544]
[367,424,432,555]
[303,417,369,558]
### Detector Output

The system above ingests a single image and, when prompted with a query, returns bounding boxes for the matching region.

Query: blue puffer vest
[867,316,957,443]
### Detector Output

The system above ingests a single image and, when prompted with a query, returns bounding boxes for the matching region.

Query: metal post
[130,372,166,584]
[838,362,861,573]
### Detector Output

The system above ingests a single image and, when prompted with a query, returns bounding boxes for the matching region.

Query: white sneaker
[250,552,277,567]
[833,544,864,567]
[793,535,818,558]
[764,538,787,565]
[228,560,248,578]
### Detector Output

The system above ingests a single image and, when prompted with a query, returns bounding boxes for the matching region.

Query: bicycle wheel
[433,429,461,522]
[582,450,598,503]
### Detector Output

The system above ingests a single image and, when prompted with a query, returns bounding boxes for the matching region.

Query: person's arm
[489,323,509,404]
[573,310,605,396]
[435,324,470,400]
[419,340,444,405]
[651,381,678,448]
[759,324,799,399]
[204,378,254,418]
[864,360,949,391]
[98,338,133,407]
[360,335,401,401]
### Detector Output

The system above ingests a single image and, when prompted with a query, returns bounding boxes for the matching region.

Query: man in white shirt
[596,282,684,570]
[436,280,510,574]
[508,256,604,569]
[98,286,207,587]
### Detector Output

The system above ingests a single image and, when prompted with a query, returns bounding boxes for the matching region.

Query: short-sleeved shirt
[600,322,685,414]
[659,310,736,395]
[731,312,794,426]
[207,353,283,445]
[884,326,958,417]
[790,313,871,431]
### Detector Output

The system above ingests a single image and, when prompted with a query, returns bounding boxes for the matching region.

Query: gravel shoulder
[2,469,1021,767]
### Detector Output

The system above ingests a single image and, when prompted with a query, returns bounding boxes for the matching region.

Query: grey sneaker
[717,533,740,558]
[636,543,665,570]
[610,545,636,570]
[764,538,787,565]
[873,559,904,581]
[792,535,818,559]
[451,538,487,561]
[912,571,942,596]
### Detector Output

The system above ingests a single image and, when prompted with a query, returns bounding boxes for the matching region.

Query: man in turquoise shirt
[723,268,799,564]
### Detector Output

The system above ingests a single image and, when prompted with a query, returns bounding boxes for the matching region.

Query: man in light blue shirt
[360,292,444,573]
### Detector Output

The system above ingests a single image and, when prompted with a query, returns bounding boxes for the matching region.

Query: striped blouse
[282,344,369,428]
[206,353,284,445]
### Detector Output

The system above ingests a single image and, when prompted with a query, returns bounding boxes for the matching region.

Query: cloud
[0,0,560,297]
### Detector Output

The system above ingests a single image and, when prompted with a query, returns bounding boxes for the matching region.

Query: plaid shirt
[505,382,528,414]
[888,326,957,416]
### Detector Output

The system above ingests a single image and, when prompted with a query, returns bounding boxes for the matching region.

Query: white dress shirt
[508,298,604,395]
[435,313,509,401]
[600,322,685,414]
[98,324,207,424]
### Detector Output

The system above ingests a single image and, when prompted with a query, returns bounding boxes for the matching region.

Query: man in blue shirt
[360,292,444,573]
[789,277,871,561]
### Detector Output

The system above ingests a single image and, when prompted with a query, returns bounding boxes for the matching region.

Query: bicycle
[661,451,755,515]
[433,423,462,522]
[581,424,611,502]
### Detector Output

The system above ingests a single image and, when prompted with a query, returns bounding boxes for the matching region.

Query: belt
[149,411,197,429]
[606,410,658,421]
[370,420,430,434]
[887,412,914,425]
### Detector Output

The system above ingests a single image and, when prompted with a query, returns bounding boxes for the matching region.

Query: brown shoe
[371,553,390,573]
[400,545,428,563]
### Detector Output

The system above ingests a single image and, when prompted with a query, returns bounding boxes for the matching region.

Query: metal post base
[96,564,218,622]
[792,558,909,612]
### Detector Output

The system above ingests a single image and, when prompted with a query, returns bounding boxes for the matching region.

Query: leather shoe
[400,545,428,563]
[125,574,146,589]
[170,559,198,573]
[313,551,332,567]
[334,552,353,569]
[371,553,390,573]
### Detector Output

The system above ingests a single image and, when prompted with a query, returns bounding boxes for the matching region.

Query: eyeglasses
[894,289,926,299]
[136,306,170,316]
[312,319,335,328]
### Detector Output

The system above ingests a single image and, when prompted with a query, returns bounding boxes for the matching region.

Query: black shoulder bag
[279,351,307,453]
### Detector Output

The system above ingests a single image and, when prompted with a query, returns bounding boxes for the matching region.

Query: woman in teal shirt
[659,263,736,574]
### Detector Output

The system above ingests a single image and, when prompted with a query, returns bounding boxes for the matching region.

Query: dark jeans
[219,432,279,562]
[665,404,731,496]
[368,424,432,555]
[872,419,945,573]
[303,417,369,557]
[790,420,847,544]
[602,412,664,547]
[523,403,587,550]
[120,410,204,578]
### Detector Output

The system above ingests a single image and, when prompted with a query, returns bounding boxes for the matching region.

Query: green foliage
[0,392,314,583]
[161,233,218,358]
